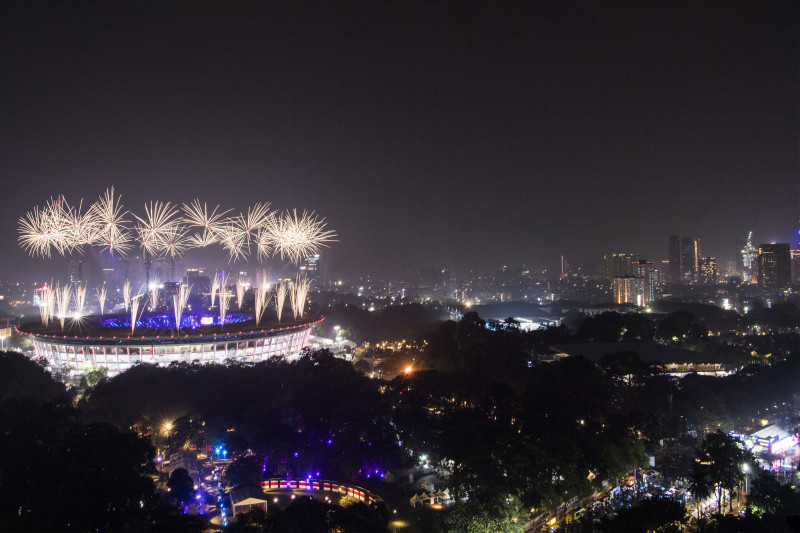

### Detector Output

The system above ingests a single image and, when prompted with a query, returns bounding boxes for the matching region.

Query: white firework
[55,283,71,330]
[218,273,232,324]
[96,285,107,316]
[74,284,87,316]
[130,295,143,334]
[18,197,73,258]
[290,276,310,319]
[149,277,160,311]
[261,210,336,265]
[253,285,272,327]
[123,279,132,312]
[236,278,247,310]
[173,283,192,330]
[38,285,54,326]
[274,281,287,322]
[182,199,230,247]
[134,201,180,256]
[217,222,249,262]
[211,273,220,308]
[156,223,191,259]
[89,187,131,256]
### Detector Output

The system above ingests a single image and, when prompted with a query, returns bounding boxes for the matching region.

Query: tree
[225,454,263,488]
[167,468,195,506]
[601,498,688,532]
[0,350,65,400]
[691,431,754,514]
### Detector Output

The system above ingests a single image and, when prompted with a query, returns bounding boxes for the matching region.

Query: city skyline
[1,2,797,280]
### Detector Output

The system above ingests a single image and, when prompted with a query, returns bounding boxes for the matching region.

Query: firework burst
[19,193,337,267]
[89,187,131,256]
[134,201,180,256]
[261,210,336,265]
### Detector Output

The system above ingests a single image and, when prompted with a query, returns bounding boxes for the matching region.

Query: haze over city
[1,2,797,281]
[1,3,800,533]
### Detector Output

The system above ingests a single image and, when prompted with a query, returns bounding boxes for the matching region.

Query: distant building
[791,250,800,286]
[68,260,91,285]
[300,254,321,286]
[604,253,639,280]
[698,257,718,285]
[741,232,758,283]
[560,255,570,277]
[635,260,656,304]
[681,238,700,282]
[612,275,645,306]
[758,243,791,291]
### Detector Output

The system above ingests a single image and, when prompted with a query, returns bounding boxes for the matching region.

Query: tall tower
[636,260,656,304]
[604,253,639,279]
[698,257,718,285]
[680,238,700,282]
[741,232,758,283]
[758,244,791,292]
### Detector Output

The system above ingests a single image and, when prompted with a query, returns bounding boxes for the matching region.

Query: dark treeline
[1,302,798,532]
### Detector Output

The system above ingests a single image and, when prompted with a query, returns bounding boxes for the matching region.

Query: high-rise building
[604,253,639,279]
[68,260,91,285]
[792,250,800,286]
[635,260,656,304]
[668,235,681,283]
[698,257,718,285]
[680,238,700,282]
[741,232,758,283]
[560,255,570,277]
[758,243,791,292]
[613,276,645,306]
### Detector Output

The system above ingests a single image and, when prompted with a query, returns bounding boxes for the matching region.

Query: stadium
[16,312,322,377]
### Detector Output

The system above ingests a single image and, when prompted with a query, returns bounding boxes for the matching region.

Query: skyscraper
[741,232,758,283]
[758,244,791,292]
[636,260,656,305]
[681,238,700,282]
[698,257,718,285]
[613,276,645,306]
[604,253,639,279]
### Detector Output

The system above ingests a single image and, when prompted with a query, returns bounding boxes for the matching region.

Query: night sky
[1,1,797,280]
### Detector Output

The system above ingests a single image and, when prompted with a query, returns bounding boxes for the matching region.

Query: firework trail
[38,285,54,326]
[290,276,310,319]
[74,284,87,316]
[130,295,143,334]
[149,277,160,311]
[253,285,272,327]
[236,278,247,310]
[211,273,220,308]
[173,283,192,331]
[96,285,107,316]
[275,281,287,322]
[218,273,232,325]
[55,283,71,330]
[123,279,132,312]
